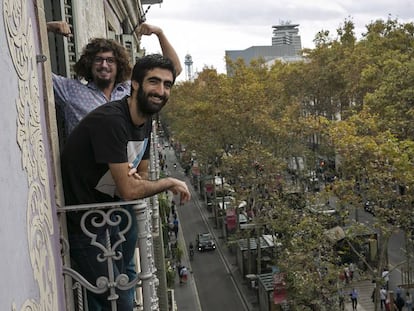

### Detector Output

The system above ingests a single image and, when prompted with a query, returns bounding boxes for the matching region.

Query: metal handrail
[58,200,141,212]
[59,199,158,311]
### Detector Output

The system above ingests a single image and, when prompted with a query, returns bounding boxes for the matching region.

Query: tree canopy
[160,17,414,309]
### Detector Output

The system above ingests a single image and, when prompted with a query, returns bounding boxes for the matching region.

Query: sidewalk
[343,277,375,311]
[164,190,202,311]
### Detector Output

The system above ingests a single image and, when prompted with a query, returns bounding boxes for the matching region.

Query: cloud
[140,0,413,79]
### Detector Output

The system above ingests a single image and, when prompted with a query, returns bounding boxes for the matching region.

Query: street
[164,147,251,311]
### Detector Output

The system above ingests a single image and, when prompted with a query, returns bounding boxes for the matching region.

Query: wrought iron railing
[59,200,159,311]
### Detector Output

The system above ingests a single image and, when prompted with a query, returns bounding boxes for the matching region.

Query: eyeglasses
[93,56,116,65]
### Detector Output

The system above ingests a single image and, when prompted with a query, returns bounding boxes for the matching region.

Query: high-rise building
[225,22,303,72]
[271,23,302,53]
[184,54,194,81]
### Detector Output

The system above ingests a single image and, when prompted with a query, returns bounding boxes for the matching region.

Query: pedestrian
[406,292,413,311]
[339,270,346,284]
[385,296,397,311]
[160,158,165,170]
[344,265,351,284]
[382,268,390,290]
[60,54,191,310]
[177,262,183,278]
[189,242,195,260]
[396,286,402,297]
[350,288,358,310]
[171,200,176,216]
[371,279,376,303]
[349,262,356,281]
[173,216,179,239]
[338,288,345,311]
[395,292,405,311]
[179,265,188,284]
[380,288,387,310]
[48,21,182,311]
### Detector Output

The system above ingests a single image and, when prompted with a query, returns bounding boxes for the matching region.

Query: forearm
[111,162,190,203]
[156,30,183,76]
[120,177,175,201]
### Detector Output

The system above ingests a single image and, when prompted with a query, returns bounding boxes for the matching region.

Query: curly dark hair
[73,38,132,84]
[131,54,176,86]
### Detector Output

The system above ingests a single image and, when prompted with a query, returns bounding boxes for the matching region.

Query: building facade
[225,22,303,71]
[271,23,302,53]
[0,0,168,310]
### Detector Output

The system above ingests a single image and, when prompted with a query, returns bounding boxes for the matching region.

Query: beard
[93,68,114,89]
[136,86,168,116]
[94,77,112,89]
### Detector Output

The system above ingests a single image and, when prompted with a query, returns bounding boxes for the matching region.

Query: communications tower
[184,54,194,81]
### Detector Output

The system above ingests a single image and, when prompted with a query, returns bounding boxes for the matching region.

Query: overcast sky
[140,0,413,79]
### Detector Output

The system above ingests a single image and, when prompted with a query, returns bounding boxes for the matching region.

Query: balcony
[58,199,161,311]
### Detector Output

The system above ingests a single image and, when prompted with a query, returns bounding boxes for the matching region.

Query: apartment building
[225,22,303,70]
[0,0,170,310]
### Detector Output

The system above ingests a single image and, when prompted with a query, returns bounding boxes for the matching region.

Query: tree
[159,18,414,310]
[358,18,414,139]
[328,111,414,310]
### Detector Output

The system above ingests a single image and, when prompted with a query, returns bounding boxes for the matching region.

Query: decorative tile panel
[3,0,59,310]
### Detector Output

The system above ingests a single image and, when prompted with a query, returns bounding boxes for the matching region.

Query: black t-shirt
[61,96,151,233]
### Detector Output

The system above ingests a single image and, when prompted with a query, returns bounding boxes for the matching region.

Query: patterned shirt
[52,74,131,136]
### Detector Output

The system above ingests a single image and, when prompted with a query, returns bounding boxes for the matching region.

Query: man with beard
[60,54,191,311]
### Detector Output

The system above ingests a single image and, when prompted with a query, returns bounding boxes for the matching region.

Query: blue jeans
[121,205,138,304]
[69,209,136,311]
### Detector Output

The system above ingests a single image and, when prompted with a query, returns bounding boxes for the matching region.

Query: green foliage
[161,17,414,308]
[158,193,170,223]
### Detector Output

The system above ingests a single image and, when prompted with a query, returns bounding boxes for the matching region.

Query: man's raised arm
[137,23,183,76]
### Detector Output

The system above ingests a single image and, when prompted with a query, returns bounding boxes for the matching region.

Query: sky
[139,0,413,80]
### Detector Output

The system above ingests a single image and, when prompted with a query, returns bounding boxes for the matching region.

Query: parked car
[196,232,216,251]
